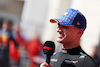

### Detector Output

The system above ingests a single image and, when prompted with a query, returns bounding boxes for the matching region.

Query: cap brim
[50,19,74,27]
[50,19,59,23]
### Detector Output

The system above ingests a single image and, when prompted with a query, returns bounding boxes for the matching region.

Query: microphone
[43,41,55,65]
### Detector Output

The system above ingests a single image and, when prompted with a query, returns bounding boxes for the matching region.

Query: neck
[62,40,80,49]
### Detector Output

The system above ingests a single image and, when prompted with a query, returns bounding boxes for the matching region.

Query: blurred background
[0,0,100,67]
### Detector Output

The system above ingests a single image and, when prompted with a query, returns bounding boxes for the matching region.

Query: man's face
[57,23,81,44]
[2,20,12,31]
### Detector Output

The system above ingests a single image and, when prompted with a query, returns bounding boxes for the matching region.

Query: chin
[57,38,63,43]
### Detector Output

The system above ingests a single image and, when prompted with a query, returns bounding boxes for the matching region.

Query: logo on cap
[77,21,80,25]
[63,12,68,16]
[58,20,63,22]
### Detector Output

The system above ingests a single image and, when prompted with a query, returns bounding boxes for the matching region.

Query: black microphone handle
[46,55,51,65]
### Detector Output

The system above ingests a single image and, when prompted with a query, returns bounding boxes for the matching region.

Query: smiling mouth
[57,35,64,38]
[57,32,67,39]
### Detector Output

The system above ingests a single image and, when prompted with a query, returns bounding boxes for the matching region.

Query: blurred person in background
[91,45,98,58]
[12,23,27,67]
[13,23,26,48]
[0,19,19,67]
[26,30,45,67]
[91,45,100,67]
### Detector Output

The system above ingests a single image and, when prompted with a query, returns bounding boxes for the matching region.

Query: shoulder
[83,55,98,67]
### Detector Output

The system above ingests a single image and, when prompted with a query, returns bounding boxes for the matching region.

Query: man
[40,8,97,67]
[0,19,18,67]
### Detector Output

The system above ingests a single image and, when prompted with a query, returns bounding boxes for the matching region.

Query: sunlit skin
[57,23,83,49]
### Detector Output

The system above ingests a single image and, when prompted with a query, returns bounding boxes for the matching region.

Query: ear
[77,29,84,37]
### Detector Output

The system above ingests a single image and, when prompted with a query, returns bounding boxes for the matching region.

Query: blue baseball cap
[50,8,86,30]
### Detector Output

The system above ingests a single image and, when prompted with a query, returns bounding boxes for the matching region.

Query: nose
[57,26,62,32]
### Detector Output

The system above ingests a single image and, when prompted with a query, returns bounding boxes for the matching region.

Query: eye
[57,24,69,29]
[57,23,60,27]
[62,26,69,29]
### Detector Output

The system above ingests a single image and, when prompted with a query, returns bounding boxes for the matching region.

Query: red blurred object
[15,33,26,47]
[9,40,20,63]
[27,38,42,61]
[30,64,38,67]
